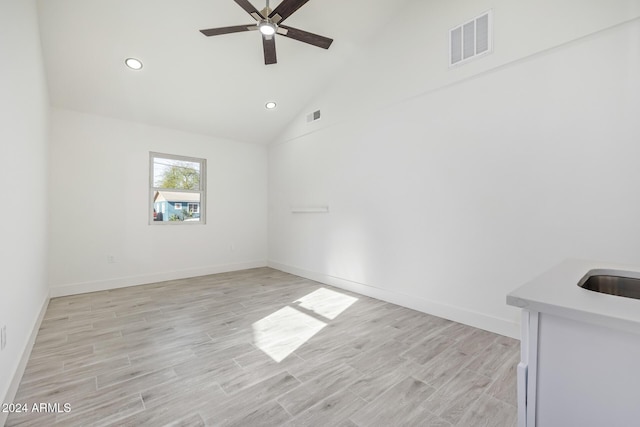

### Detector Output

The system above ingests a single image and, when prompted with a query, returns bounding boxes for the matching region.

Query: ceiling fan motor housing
[260,6,273,17]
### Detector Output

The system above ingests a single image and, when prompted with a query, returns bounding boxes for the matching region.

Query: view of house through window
[150,152,206,224]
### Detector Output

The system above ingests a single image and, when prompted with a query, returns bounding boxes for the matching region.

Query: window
[150,152,206,224]
[188,203,199,214]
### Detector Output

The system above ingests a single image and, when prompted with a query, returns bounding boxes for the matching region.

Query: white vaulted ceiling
[36,0,412,144]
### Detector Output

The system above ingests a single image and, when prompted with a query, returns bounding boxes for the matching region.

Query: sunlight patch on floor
[252,288,359,362]
[252,306,326,362]
[294,287,358,320]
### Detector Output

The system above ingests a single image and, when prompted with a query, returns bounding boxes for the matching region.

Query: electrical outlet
[1,325,6,351]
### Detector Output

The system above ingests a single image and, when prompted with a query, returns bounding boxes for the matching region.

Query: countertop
[507,259,640,335]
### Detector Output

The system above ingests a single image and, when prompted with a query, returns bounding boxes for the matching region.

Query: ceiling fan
[200,0,333,65]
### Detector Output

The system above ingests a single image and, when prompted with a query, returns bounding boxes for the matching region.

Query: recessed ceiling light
[265,102,277,110]
[125,58,143,70]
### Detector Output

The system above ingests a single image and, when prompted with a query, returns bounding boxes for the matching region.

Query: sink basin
[578,271,640,300]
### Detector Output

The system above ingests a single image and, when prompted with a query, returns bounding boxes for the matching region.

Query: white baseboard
[0,293,50,426]
[268,260,520,339]
[50,260,268,298]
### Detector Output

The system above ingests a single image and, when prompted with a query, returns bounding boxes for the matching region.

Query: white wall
[49,109,268,296]
[0,0,50,409]
[268,1,640,337]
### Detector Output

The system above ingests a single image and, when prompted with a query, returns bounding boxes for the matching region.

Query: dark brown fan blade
[278,25,333,49]
[234,0,264,20]
[269,0,310,23]
[262,36,277,65]
[200,24,256,37]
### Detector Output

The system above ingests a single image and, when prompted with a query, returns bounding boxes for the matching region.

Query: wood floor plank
[140,372,225,411]
[350,376,438,427]
[7,267,519,427]
[233,347,304,370]
[391,314,453,343]
[47,383,146,423]
[15,376,97,402]
[401,333,456,365]
[464,335,519,379]
[218,362,294,395]
[54,393,145,427]
[222,400,291,427]
[288,343,362,382]
[423,369,493,425]
[454,328,499,355]
[347,338,412,374]
[172,355,240,381]
[128,347,196,371]
[292,330,350,361]
[96,366,177,390]
[202,371,301,424]
[36,318,94,337]
[104,408,206,427]
[286,389,368,426]
[19,359,65,385]
[28,343,94,363]
[277,363,363,416]
[347,361,412,402]
[4,410,57,427]
[164,413,207,427]
[411,345,476,389]
[485,351,519,407]
[456,394,517,427]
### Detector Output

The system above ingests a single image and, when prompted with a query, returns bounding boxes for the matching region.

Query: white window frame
[188,203,199,214]
[174,202,182,210]
[149,152,206,225]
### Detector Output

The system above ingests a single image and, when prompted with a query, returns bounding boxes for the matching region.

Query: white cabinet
[517,309,640,426]
[508,260,640,427]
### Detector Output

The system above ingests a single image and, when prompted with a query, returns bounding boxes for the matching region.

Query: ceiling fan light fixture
[259,21,277,36]
[265,101,277,110]
[125,58,143,70]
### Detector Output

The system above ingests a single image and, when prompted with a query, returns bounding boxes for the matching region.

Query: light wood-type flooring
[6,267,518,426]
